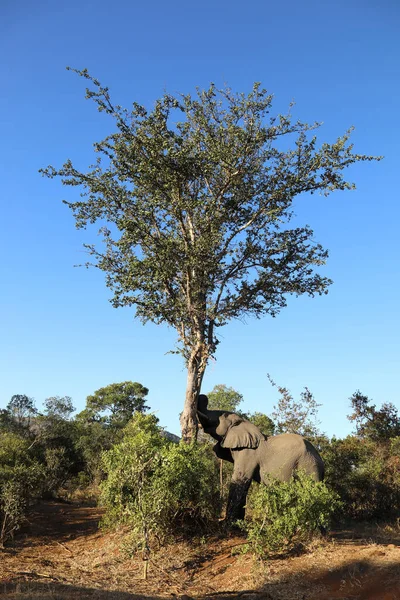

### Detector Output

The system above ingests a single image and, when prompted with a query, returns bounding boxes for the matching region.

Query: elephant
[197,394,324,522]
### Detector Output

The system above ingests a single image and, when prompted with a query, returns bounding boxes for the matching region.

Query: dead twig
[56,541,73,554]
[149,558,188,594]
[13,570,60,581]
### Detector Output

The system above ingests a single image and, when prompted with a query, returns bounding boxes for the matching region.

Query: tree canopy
[348,390,400,441]
[44,396,75,420]
[206,384,275,437]
[80,381,149,428]
[3,395,37,436]
[207,384,243,412]
[41,69,380,440]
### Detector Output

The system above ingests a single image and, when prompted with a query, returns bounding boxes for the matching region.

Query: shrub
[322,435,400,521]
[242,472,341,558]
[43,446,73,496]
[0,433,45,547]
[100,413,221,552]
[152,441,221,534]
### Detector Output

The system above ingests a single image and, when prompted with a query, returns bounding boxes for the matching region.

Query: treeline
[0,382,149,546]
[1,382,400,556]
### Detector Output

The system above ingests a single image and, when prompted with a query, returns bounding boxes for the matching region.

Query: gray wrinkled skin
[197,394,324,522]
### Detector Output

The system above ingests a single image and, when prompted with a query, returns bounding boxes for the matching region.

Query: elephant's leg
[226,478,252,522]
[225,457,256,523]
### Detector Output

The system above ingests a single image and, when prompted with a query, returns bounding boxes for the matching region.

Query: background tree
[44,396,75,420]
[246,411,275,437]
[74,381,149,481]
[269,376,321,438]
[348,390,400,441]
[41,69,380,441]
[83,381,149,428]
[206,384,275,436]
[5,395,37,437]
[206,384,243,412]
[35,397,81,495]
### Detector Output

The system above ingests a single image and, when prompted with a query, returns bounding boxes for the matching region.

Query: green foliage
[74,381,149,481]
[322,435,400,520]
[100,413,221,551]
[41,70,380,439]
[269,375,321,437]
[348,391,400,441]
[43,447,73,495]
[74,419,113,483]
[31,403,82,495]
[0,433,45,547]
[44,396,75,420]
[154,441,221,532]
[5,394,37,437]
[246,412,275,437]
[207,385,244,412]
[205,384,275,436]
[242,472,340,558]
[100,413,166,534]
[85,381,149,428]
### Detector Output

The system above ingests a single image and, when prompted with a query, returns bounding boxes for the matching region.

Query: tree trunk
[180,346,207,443]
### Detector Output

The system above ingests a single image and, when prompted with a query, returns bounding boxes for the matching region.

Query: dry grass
[1,501,400,600]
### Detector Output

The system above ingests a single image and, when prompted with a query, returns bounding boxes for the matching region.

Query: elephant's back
[264,433,307,452]
[260,433,323,482]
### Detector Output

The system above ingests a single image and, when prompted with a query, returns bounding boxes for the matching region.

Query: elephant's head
[216,413,265,449]
[197,394,209,413]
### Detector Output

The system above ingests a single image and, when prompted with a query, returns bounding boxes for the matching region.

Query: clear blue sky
[1,0,399,438]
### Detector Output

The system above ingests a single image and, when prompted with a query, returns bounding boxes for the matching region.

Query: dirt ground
[1,501,400,600]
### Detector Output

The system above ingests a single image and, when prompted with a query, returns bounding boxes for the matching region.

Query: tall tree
[41,69,380,441]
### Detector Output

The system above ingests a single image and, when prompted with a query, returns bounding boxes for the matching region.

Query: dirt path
[1,502,400,599]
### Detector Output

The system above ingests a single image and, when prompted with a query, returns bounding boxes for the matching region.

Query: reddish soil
[1,501,400,599]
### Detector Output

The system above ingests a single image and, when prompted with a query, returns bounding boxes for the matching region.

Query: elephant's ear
[222,419,264,449]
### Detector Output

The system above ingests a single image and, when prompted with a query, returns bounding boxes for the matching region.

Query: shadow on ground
[2,558,400,600]
[14,501,104,548]
[331,524,400,547]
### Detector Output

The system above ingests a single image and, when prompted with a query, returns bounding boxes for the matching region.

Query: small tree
[0,433,44,547]
[101,413,220,553]
[41,69,380,441]
[33,397,81,495]
[74,382,149,481]
[348,390,400,441]
[269,376,321,437]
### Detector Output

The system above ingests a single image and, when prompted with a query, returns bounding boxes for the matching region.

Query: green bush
[0,433,45,547]
[42,446,73,496]
[152,441,221,533]
[322,435,400,520]
[100,413,221,552]
[242,472,341,558]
